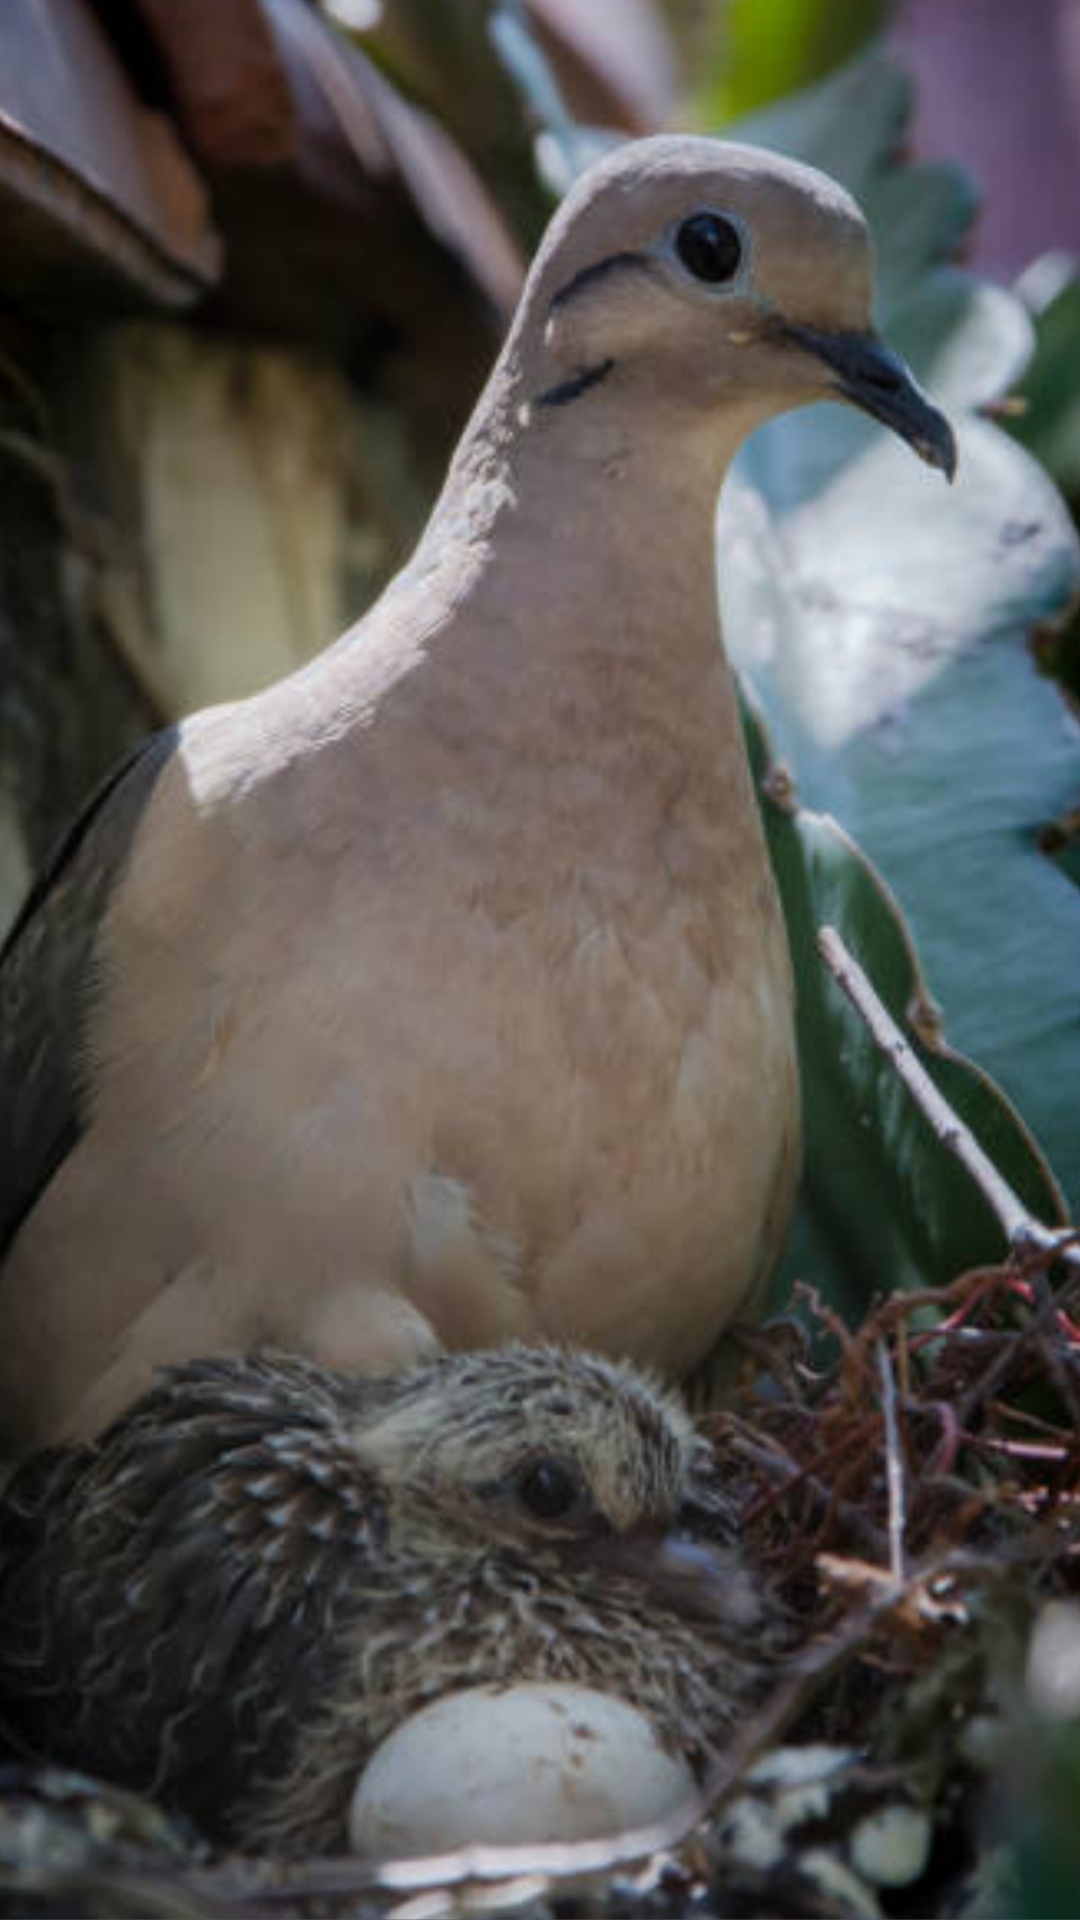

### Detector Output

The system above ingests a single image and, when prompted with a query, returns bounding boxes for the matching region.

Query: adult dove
[0,136,954,1450]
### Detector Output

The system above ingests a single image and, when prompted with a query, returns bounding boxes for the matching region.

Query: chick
[0,1345,773,1854]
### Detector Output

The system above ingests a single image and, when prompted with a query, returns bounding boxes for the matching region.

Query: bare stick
[876,1338,907,1582]
[817,926,1080,1274]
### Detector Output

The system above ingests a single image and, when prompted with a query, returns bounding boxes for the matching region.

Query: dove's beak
[790,324,958,480]
[590,1530,763,1629]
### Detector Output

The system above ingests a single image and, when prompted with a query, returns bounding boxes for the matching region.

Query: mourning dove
[0,136,954,1450]
[0,1345,772,1851]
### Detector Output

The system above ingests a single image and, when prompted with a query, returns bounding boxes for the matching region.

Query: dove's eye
[674,211,743,285]
[515,1457,583,1522]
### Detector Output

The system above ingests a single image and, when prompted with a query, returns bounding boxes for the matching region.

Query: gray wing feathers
[0,729,176,1259]
[0,1356,386,1833]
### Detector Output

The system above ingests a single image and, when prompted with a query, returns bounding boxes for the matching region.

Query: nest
[1,1251,1078,1920]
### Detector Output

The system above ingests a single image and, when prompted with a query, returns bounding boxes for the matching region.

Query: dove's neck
[404,338,759,682]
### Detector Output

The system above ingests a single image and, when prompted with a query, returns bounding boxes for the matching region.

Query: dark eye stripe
[535,358,615,409]
[549,250,651,312]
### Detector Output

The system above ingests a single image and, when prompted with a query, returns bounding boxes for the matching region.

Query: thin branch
[1027,1266,1080,1436]
[877,1339,907,1582]
[817,925,1080,1274]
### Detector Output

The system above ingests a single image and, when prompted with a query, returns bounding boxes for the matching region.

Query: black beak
[590,1530,763,1629]
[788,324,957,480]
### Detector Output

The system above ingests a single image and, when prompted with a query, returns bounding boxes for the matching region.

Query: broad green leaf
[743,697,1064,1319]
[670,0,888,128]
[994,1717,1080,1920]
[718,57,1080,1267]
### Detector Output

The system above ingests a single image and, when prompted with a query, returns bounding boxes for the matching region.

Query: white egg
[348,1682,697,1858]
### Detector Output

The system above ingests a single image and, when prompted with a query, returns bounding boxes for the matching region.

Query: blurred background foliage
[668,0,889,122]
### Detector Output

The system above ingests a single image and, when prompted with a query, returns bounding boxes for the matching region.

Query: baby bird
[0,1345,773,1855]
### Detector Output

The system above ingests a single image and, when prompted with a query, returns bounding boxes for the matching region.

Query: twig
[877,1339,907,1582]
[721,1418,889,1563]
[817,926,1080,1274]
[1026,1266,1080,1437]
[739,1418,888,1555]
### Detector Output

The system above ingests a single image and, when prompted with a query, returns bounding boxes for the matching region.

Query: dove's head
[520,134,955,478]
[354,1344,760,1628]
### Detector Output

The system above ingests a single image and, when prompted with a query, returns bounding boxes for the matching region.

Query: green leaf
[675,0,888,128]
[743,696,1064,1319]
[716,56,1080,1288]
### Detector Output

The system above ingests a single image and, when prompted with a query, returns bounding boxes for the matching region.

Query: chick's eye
[675,211,743,285]
[516,1458,581,1521]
